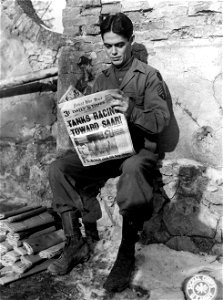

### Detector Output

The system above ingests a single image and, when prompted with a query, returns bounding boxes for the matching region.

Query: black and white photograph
[0,1,222,299]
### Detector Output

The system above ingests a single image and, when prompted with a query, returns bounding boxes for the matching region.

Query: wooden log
[0,205,41,220]
[7,207,47,223]
[5,212,55,233]
[0,260,51,285]
[0,67,58,91]
[39,241,65,259]
[23,229,65,255]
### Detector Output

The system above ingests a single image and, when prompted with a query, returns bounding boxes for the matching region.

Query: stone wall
[0,0,62,208]
[57,0,222,254]
[0,0,222,255]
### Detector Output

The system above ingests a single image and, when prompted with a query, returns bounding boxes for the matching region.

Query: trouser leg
[48,210,90,275]
[49,152,124,219]
[103,216,141,292]
[104,149,157,292]
[116,149,158,221]
[49,152,126,254]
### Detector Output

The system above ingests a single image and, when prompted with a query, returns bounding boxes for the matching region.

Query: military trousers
[49,149,158,223]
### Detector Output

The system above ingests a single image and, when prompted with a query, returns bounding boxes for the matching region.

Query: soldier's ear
[129,35,135,44]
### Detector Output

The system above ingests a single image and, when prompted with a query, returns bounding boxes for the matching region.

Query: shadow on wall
[133,42,180,156]
[142,162,219,254]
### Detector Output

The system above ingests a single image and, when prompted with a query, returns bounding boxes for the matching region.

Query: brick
[143,20,165,30]
[63,26,81,37]
[81,25,100,36]
[63,15,99,28]
[101,0,121,3]
[79,35,102,43]
[121,0,151,12]
[81,7,101,16]
[188,2,222,16]
[125,12,144,24]
[101,3,122,14]
[136,30,169,41]
[66,0,101,8]
[62,7,81,19]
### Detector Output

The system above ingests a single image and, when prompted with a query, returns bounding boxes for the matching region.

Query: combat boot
[103,217,141,292]
[48,210,90,275]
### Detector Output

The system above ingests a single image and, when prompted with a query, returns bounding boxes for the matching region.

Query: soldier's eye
[116,43,125,48]
[104,44,112,49]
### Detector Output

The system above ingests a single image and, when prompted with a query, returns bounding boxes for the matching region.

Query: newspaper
[58,86,135,166]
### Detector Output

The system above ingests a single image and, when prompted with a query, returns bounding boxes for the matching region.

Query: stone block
[135,29,169,41]
[101,0,121,3]
[188,2,222,16]
[211,243,223,256]
[81,25,100,36]
[203,189,223,205]
[121,0,151,12]
[163,199,218,238]
[66,0,101,8]
[63,16,87,27]
[192,236,214,253]
[0,92,56,141]
[147,4,188,19]
[101,3,121,14]
[143,20,165,30]
[62,7,81,20]
[0,138,56,206]
[81,7,101,16]
[166,236,199,253]
[63,25,81,37]
[64,15,99,28]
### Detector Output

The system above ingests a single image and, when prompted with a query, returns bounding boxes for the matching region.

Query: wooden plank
[0,260,52,285]
[0,68,58,91]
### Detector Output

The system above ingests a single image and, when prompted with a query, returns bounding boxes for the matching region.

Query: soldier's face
[103,31,133,66]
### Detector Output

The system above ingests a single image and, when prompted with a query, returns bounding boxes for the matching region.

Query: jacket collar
[102,57,146,77]
[102,57,146,90]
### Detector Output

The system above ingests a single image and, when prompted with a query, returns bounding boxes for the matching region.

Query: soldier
[48,12,171,293]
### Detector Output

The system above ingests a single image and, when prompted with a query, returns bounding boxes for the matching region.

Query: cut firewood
[39,241,65,259]
[0,241,13,255]
[0,229,7,242]
[23,229,65,255]
[1,250,20,265]
[7,207,47,223]
[0,259,52,285]
[0,206,41,220]
[0,265,14,276]
[12,260,31,274]
[6,224,56,242]
[0,68,58,91]
[13,246,27,256]
[6,237,22,248]
[5,212,54,233]
[21,254,45,266]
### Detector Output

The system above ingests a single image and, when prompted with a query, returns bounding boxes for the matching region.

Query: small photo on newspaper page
[58,87,135,166]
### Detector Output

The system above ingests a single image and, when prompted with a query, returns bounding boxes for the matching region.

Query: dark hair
[100,13,133,40]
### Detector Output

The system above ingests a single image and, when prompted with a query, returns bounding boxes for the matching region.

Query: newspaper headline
[58,86,134,166]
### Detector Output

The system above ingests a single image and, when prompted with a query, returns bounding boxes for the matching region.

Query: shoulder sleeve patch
[157,83,165,99]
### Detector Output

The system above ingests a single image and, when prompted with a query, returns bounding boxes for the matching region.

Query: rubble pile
[0,206,65,285]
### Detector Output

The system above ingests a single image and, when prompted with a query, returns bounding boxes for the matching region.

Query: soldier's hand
[108,89,129,113]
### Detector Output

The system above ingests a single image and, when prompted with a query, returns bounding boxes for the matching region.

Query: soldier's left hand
[108,89,129,113]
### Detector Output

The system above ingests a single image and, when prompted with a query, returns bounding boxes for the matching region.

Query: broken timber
[0,67,58,91]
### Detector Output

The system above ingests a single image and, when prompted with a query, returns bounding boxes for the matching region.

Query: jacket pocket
[124,91,144,106]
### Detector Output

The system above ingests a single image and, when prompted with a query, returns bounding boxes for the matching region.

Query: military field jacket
[92,57,170,153]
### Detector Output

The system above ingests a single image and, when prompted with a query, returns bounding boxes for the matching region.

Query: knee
[122,156,145,174]
[49,159,66,179]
